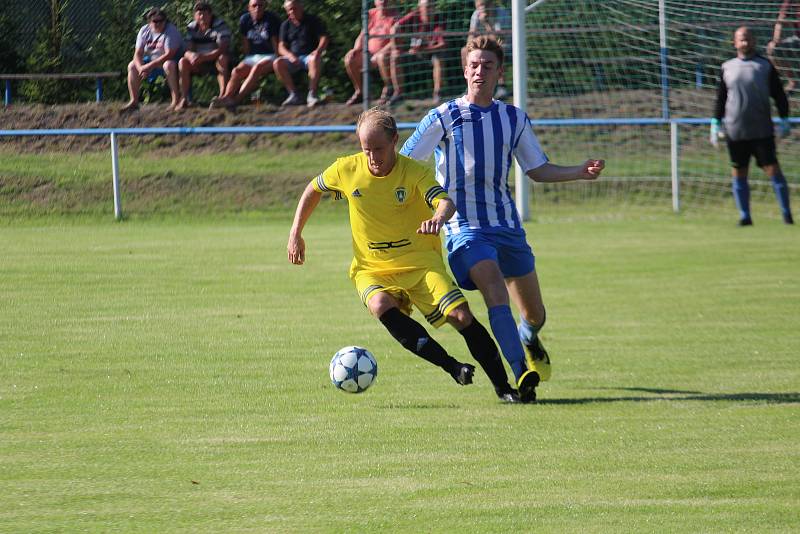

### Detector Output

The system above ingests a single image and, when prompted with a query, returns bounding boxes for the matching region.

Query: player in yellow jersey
[288,108,518,401]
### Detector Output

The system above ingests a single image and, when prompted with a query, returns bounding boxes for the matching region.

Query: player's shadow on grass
[537,387,800,405]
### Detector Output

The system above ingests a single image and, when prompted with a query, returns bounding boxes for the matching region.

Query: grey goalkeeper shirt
[713,54,789,142]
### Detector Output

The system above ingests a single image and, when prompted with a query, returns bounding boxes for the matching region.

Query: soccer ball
[329,346,378,393]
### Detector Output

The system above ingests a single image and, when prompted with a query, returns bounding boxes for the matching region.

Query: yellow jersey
[312,152,449,278]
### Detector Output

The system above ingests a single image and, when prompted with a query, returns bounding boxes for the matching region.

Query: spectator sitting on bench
[177,2,231,110]
[343,0,397,106]
[211,0,281,110]
[122,7,183,111]
[273,0,330,107]
[389,0,446,105]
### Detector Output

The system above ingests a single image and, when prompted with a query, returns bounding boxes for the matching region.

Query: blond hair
[465,35,504,66]
[356,107,398,139]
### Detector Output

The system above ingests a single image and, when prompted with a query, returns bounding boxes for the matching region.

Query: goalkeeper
[288,107,519,403]
[711,26,794,225]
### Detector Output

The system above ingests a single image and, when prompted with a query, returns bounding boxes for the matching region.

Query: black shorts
[726,137,778,168]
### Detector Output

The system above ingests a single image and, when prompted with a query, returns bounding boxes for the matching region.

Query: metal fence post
[111,132,122,220]
[670,121,680,213]
[513,0,529,221]
[362,0,370,111]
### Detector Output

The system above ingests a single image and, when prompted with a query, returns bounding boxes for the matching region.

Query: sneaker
[282,93,302,106]
[738,216,753,226]
[517,369,540,403]
[494,85,509,100]
[306,92,320,108]
[524,337,552,382]
[450,363,475,386]
[784,213,794,225]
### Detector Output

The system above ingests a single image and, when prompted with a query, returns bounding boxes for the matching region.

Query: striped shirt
[400,96,548,234]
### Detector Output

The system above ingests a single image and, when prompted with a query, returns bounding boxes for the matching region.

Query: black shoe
[738,216,753,226]
[517,369,540,403]
[784,213,794,225]
[497,390,521,404]
[451,363,475,385]
[495,385,521,403]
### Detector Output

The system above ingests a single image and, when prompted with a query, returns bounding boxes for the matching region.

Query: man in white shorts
[211,0,281,109]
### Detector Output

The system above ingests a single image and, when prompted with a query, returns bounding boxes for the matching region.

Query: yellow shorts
[353,265,467,328]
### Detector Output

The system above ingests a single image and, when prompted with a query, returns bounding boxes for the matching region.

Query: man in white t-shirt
[122,7,183,111]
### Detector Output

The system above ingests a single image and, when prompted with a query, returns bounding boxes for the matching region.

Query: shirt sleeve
[216,20,232,46]
[165,24,182,52]
[279,20,289,44]
[769,62,790,118]
[418,167,448,210]
[513,120,549,173]
[312,161,344,200]
[314,15,328,36]
[713,69,727,120]
[400,108,445,161]
[135,26,147,51]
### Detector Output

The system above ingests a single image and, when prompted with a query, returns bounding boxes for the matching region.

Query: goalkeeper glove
[709,118,725,147]
[777,118,791,139]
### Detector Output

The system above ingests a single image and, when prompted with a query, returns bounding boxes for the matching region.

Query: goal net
[521,0,799,219]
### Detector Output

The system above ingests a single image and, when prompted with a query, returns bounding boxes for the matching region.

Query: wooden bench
[2,72,121,106]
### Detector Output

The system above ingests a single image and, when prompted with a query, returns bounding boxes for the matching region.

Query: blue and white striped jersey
[400,96,548,234]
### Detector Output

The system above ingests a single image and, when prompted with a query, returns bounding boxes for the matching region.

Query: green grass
[1,210,798,532]
[0,146,346,185]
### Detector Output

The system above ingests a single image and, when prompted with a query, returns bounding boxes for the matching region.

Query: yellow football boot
[525,337,552,382]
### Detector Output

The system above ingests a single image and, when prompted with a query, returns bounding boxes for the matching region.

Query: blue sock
[770,174,792,219]
[732,177,751,220]
[518,311,546,346]
[488,305,527,380]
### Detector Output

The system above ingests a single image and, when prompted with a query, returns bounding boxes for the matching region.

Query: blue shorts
[286,54,313,73]
[446,226,536,291]
[142,56,166,82]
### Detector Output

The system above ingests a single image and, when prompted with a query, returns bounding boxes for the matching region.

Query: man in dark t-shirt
[212,0,281,109]
[711,26,793,225]
[273,0,329,107]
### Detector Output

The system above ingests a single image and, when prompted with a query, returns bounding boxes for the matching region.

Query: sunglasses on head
[151,17,166,23]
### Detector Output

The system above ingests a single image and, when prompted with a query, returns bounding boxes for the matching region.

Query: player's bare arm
[288,182,323,265]
[417,198,455,235]
[527,159,605,183]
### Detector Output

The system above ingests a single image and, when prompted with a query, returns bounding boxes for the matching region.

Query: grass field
[1,209,798,532]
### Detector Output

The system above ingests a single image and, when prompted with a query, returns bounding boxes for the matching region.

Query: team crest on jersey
[394,187,407,203]
[352,189,362,197]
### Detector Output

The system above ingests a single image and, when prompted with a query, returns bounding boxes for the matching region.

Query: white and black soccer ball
[329,346,378,393]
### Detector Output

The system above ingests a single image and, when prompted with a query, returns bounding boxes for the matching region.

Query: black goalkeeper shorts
[726,136,778,169]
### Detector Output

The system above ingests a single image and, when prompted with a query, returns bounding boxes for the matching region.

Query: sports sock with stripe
[378,307,461,374]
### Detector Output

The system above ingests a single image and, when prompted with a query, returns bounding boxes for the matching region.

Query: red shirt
[367,8,397,54]
[395,9,445,50]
